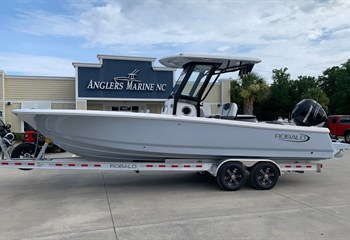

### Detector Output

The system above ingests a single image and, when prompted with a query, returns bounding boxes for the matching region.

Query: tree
[318,60,350,114]
[230,80,242,106]
[239,72,269,115]
[269,68,294,119]
[301,88,330,112]
[291,75,318,102]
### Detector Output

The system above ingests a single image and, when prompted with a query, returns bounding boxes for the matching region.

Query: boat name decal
[110,163,138,169]
[275,133,310,142]
[86,69,167,92]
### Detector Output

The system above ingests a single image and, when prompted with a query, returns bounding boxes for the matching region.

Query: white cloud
[6,0,350,80]
[217,46,232,53]
[0,53,75,76]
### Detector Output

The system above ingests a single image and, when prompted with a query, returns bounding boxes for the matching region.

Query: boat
[12,54,347,162]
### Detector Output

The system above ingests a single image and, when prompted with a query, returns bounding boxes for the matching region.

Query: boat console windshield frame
[169,61,257,117]
[159,54,261,117]
[170,62,219,116]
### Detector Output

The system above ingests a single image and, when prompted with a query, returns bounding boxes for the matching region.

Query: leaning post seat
[213,103,238,120]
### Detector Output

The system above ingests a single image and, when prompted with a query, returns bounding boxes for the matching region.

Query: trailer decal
[110,163,137,169]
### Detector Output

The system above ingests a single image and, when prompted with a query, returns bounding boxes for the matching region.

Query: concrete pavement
[1,151,350,239]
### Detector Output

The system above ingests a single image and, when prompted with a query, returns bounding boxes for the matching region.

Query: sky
[0,0,349,82]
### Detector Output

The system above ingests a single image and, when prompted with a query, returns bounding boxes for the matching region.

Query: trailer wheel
[216,162,246,191]
[11,143,41,171]
[250,162,279,190]
[344,131,350,143]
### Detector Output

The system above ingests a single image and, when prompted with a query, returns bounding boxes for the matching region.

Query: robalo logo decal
[275,133,310,142]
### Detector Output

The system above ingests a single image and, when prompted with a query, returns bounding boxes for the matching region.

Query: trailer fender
[212,159,282,177]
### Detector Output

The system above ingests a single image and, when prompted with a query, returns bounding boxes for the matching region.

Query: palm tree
[239,72,269,115]
[301,87,330,112]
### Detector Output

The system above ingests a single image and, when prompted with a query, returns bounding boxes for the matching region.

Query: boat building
[0,55,232,132]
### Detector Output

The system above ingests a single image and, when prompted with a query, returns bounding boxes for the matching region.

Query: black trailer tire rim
[257,168,275,186]
[224,168,242,186]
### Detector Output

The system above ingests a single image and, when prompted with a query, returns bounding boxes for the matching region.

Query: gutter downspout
[0,71,5,122]
[221,80,224,106]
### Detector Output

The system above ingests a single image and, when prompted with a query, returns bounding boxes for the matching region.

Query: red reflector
[320,164,323,168]
[184,165,191,168]
[28,163,35,166]
[159,164,166,168]
[94,164,101,167]
[15,163,22,166]
[56,164,63,167]
[81,164,88,167]
[306,165,312,168]
[68,164,75,167]
[146,164,153,168]
[285,165,291,168]
[2,162,9,165]
[196,165,203,168]
[296,165,302,168]
[171,164,178,168]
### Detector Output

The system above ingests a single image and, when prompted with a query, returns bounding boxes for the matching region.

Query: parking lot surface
[1,150,350,240]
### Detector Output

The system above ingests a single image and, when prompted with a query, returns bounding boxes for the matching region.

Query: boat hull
[13,109,335,162]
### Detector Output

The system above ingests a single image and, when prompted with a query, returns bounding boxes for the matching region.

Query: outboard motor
[291,99,328,127]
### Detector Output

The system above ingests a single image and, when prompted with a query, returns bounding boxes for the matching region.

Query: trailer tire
[250,162,279,190]
[11,143,41,171]
[344,131,350,143]
[216,162,246,191]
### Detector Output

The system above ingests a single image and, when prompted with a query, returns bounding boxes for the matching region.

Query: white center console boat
[5,54,348,191]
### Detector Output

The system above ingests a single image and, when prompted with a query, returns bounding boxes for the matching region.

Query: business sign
[77,58,174,99]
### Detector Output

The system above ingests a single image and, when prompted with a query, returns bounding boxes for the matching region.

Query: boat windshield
[171,63,217,99]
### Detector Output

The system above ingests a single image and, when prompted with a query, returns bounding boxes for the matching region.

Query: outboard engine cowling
[291,99,328,127]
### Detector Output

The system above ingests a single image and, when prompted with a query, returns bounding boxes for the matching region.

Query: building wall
[5,76,75,101]
[76,100,87,110]
[51,103,76,109]
[201,80,232,115]
[86,102,104,111]
[5,103,21,132]
[2,75,76,132]
[221,80,231,103]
